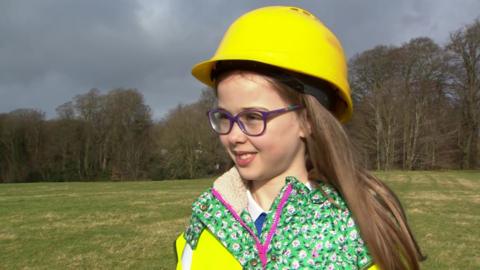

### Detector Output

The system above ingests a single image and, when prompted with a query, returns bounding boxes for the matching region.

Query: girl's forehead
[216,71,288,110]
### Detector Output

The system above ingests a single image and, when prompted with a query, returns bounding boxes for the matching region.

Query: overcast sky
[1,0,479,120]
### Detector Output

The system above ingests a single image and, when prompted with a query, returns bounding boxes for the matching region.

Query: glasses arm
[261,104,303,118]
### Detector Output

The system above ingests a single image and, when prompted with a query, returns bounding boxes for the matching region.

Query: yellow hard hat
[191,6,353,122]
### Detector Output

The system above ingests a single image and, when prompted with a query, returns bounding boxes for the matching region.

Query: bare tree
[447,20,480,169]
[153,89,229,180]
[348,38,457,170]
[0,109,46,182]
[395,38,451,169]
[349,45,399,170]
[104,88,153,180]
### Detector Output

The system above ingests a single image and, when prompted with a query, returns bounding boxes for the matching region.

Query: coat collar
[212,167,248,214]
[212,166,324,215]
[185,167,342,250]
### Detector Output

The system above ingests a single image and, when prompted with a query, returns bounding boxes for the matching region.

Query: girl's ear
[300,123,312,139]
[299,111,312,139]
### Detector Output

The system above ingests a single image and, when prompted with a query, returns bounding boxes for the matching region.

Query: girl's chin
[235,166,258,180]
[235,167,270,183]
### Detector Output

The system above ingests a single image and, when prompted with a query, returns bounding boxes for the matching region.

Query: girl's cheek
[254,139,280,156]
[219,136,230,148]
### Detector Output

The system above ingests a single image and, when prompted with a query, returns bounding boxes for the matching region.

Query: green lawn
[0,171,479,269]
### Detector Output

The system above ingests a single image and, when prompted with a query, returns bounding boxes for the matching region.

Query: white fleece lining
[212,167,248,214]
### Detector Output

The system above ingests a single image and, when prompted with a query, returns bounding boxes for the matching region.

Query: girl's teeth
[239,153,252,160]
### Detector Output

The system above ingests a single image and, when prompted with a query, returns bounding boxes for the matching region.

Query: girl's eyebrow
[217,106,269,111]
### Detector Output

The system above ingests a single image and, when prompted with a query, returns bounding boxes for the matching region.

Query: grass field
[0,171,479,269]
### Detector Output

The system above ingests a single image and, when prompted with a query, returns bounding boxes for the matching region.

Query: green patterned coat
[180,167,374,270]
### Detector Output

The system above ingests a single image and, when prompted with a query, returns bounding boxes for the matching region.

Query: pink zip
[212,184,293,269]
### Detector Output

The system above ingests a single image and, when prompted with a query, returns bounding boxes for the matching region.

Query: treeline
[1,20,479,182]
[0,88,230,182]
[348,19,479,170]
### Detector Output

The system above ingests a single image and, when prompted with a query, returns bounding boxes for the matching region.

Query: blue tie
[254,212,267,237]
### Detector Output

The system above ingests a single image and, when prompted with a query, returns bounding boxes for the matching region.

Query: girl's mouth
[235,153,256,167]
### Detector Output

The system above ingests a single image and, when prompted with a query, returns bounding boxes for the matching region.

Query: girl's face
[216,71,308,183]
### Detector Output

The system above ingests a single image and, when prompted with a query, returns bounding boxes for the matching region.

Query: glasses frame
[206,104,303,136]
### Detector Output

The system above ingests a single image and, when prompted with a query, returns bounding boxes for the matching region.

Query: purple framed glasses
[206,104,303,136]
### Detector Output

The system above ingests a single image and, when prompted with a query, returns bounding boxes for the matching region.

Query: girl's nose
[227,121,247,144]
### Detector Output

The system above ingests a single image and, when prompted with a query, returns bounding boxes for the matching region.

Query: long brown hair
[214,64,425,270]
[270,77,426,270]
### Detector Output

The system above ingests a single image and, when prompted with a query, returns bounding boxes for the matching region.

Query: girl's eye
[244,112,263,121]
[214,111,230,120]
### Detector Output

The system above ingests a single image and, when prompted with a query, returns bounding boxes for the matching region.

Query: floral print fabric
[184,176,373,269]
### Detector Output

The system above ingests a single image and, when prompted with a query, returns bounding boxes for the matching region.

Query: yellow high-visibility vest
[176,231,241,269]
[175,230,379,270]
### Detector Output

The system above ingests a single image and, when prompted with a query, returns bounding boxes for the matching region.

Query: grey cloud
[1,0,479,120]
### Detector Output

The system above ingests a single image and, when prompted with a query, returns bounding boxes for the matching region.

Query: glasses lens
[238,111,265,135]
[209,110,231,134]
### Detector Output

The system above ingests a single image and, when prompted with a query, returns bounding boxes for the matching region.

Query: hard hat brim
[192,57,353,123]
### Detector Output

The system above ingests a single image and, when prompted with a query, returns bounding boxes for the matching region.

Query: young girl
[175,6,424,270]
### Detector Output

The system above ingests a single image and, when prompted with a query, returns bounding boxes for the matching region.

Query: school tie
[254,212,267,237]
